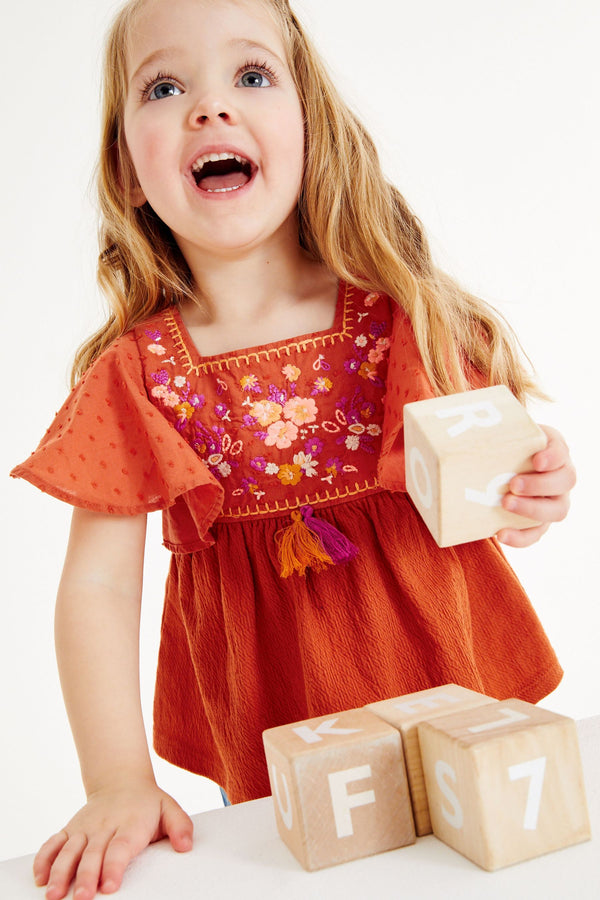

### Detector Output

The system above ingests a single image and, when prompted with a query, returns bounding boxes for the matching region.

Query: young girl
[11,0,575,897]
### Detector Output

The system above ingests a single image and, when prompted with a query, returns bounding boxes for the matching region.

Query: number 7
[508,756,547,830]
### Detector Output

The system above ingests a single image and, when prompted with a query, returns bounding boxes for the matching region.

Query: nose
[187,90,237,128]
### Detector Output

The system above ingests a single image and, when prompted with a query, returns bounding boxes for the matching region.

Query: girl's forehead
[125,0,287,76]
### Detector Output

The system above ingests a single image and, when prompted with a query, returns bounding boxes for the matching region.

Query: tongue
[199,170,250,192]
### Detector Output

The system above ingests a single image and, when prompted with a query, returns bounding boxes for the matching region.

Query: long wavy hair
[72,0,538,401]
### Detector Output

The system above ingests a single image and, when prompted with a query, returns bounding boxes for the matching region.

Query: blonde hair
[73,0,538,401]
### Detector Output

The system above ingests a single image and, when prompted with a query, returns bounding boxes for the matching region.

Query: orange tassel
[275,510,333,577]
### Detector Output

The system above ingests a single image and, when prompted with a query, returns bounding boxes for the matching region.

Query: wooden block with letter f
[366,683,497,835]
[262,708,415,871]
[404,385,547,546]
[418,699,591,870]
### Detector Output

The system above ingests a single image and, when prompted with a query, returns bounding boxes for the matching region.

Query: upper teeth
[191,152,247,172]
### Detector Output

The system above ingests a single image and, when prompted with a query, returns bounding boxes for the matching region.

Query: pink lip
[185,144,258,200]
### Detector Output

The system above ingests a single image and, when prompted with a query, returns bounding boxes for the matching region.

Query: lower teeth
[205,184,244,193]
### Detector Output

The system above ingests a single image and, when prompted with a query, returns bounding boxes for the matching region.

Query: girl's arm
[498,425,576,547]
[35,508,193,900]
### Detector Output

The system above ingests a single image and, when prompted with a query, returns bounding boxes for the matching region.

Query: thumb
[161,796,194,852]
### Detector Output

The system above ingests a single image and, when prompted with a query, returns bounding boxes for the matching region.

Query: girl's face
[123,0,305,263]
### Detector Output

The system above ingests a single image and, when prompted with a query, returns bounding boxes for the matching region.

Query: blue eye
[238,69,272,88]
[148,81,182,101]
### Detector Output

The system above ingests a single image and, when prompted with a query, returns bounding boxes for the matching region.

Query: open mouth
[191,152,254,193]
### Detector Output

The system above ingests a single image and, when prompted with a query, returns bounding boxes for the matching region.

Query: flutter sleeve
[10,331,223,549]
[377,306,436,491]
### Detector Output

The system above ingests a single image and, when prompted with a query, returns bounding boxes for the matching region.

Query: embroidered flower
[250,400,283,427]
[344,359,361,375]
[282,364,301,382]
[354,334,368,348]
[148,343,167,356]
[283,396,318,426]
[250,456,267,472]
[145,328,162,341]
[151,369,170,385]
[376,337,391,352]
[241,476,260,494]
[240,374,261,392]
[345,435,361,451]
[364,292,381,307]
[293,452,318,477]
[217,461,232,477]
[359,361,378,381]
[265,420,298,449]
[325,457,343,477]
[278,464,302,486]
[305,437,324,456]
[175,402,194,422]
[174,375,187,388]
[151,384,180,407]
[215,402,230,420]
[265,462,280,475]
[368,348,385,364]
[367,424,382,436]
[312,376,332,395]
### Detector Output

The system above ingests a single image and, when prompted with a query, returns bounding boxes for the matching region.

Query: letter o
[410,447,433,509]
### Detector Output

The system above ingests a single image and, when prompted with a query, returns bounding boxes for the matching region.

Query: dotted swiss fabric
[11,282,563,804]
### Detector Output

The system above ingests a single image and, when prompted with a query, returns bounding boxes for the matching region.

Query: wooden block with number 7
[263,708,415,871]
[418,699,591,870]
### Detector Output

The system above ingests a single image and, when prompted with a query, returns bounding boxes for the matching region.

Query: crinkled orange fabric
[11,283,563,803]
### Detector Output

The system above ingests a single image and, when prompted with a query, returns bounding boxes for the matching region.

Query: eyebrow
[130,47,180,85]
[129,38,286,86]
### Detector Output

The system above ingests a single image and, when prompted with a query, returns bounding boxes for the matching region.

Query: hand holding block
[366,684,497,835]
[404,385,547,546]
[262,708,415,871]
[418,699,591,870]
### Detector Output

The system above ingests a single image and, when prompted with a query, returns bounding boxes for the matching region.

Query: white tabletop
[2,717,598,899]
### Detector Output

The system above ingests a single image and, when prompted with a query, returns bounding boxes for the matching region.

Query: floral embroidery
[143,288,392,510]
[282,364,301,382]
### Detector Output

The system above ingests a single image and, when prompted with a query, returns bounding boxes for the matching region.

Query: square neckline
[166,279,350,372]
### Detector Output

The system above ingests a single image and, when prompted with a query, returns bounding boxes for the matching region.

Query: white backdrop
[1,0,598,862]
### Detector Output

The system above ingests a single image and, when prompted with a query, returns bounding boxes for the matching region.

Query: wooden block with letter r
[366,683,497,835]
[262,708,415,871]
[418,699,591,870]
[404,384,547,546]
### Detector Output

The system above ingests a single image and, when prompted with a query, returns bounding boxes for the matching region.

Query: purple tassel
[301,506,359,565]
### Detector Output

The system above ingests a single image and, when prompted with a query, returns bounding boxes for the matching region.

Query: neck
[176,220,315,326]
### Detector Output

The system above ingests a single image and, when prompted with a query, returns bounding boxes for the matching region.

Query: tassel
[275,506,359,577]
[275,510,333,577]
[302,506,359,565]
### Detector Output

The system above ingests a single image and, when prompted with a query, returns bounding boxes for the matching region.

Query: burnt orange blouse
[11,283,562,803]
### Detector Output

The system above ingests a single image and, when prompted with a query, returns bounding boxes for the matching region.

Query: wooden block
[404,385,547,546]
[366,684,497,835]
[418,699,591,870]
[262,708,415,871]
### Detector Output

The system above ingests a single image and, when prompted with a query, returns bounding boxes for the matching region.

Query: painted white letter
[292,718,362,744]
[465,472,515,507]
[328,765,376,838]
[436,400,502,437]
[409,447,433,509]
[435,760,464,829]
[271,764,293,830]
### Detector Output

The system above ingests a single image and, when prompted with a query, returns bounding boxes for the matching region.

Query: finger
[71,833,116,900]
[44,833,88,900]
[508,463,576,499]
[161,797,194,852]
[99,832,143,894]
[503,492,570,524]
[497,523,550,548]
[33,831,69,887]
[532,425,569,472]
